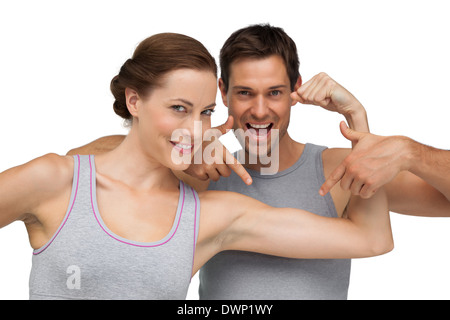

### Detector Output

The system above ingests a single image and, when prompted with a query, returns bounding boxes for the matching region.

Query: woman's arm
[0,154,73,248]
[195,188,392,272]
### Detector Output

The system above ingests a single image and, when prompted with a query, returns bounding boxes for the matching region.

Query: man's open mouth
[245,122,274,139]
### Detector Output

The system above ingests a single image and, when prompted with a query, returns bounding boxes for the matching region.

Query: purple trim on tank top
[33,155,81,255]
[190,187,198,279]
[88,155,185,247]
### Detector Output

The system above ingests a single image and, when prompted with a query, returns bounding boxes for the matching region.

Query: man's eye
[270,90,281,96]
[238,91,250,96]
[171,105,186,112]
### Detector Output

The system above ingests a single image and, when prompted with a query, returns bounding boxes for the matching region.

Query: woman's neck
[94,131,180,192]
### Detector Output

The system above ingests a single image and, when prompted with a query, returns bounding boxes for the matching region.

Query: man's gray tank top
[200,143,351,300]
[29,155,200,300]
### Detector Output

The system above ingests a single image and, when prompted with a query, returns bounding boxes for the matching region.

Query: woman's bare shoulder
[10,153,75,191]
[0,153,75,229]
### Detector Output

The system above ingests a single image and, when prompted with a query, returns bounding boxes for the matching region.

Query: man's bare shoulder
[321,147,352,217]
[67,135,125,155]
[322,147,351,175]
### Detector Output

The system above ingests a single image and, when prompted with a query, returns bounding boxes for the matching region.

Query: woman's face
[129,68,217,170]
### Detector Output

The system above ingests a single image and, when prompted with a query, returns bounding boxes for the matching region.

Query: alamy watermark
[170,121,280,175]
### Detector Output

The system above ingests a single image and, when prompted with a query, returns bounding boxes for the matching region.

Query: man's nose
[250,95,270,119]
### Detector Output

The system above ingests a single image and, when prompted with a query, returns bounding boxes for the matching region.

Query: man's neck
[242,133,305,174]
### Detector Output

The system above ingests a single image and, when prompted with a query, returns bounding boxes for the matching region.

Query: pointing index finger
[224,147,252,185]
[319,163,346,196]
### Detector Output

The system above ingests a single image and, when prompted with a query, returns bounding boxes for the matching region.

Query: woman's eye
[202,109,215,116]
[171,105,186,112]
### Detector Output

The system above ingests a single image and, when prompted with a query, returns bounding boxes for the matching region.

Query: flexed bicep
[217,188,392,260]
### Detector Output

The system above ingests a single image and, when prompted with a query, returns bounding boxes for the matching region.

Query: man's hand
[183,116,253,185]
[291,72,368,132]
[320,122,411,199]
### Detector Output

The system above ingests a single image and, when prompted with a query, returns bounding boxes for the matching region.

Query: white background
[0,0,449,300]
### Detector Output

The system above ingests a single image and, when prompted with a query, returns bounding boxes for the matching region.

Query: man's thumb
[339,121,362,142]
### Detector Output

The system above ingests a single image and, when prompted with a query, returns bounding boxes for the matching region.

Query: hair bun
[110,74,131,120]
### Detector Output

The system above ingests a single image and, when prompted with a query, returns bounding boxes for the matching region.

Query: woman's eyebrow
[171,98,194,107]
[203,102,216,109]
[171,99,216,109]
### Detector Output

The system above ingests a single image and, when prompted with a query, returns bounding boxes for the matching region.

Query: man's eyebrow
[268,85,288,90]
[232,85,288,90]
[232,85,253,91]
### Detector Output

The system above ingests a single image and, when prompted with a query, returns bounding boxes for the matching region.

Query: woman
[0,33,392,300]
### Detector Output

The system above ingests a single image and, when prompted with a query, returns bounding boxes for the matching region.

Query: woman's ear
[125,87,140,118]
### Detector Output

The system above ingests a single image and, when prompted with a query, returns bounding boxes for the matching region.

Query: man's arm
[381,137,450,216]
[407,140,450,202]
[293,73,450,217]
[321,123,450,217]
[291,72,369,134]
[66,135,125,155]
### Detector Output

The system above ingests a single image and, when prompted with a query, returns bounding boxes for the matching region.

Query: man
[68,24,450,299]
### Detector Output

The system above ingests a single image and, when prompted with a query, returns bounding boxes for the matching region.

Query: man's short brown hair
[220,24,300,92]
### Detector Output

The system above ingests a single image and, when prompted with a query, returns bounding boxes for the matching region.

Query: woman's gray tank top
[200,143,351,300]
[29,155,200,300]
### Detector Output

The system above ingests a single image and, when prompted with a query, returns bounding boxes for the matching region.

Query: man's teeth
[248,123,271,129]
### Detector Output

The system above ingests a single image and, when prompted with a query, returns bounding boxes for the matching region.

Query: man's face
[219,55,299,158]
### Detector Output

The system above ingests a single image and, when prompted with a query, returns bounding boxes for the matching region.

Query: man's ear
[218,78,228,108]
[291,76,303,107]
[125,87,140,118]
[294,75,302,91]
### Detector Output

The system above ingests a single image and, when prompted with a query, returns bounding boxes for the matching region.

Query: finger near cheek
[291,92,304,104]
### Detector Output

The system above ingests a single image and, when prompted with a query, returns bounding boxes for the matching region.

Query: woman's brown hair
[110,33,217,121]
